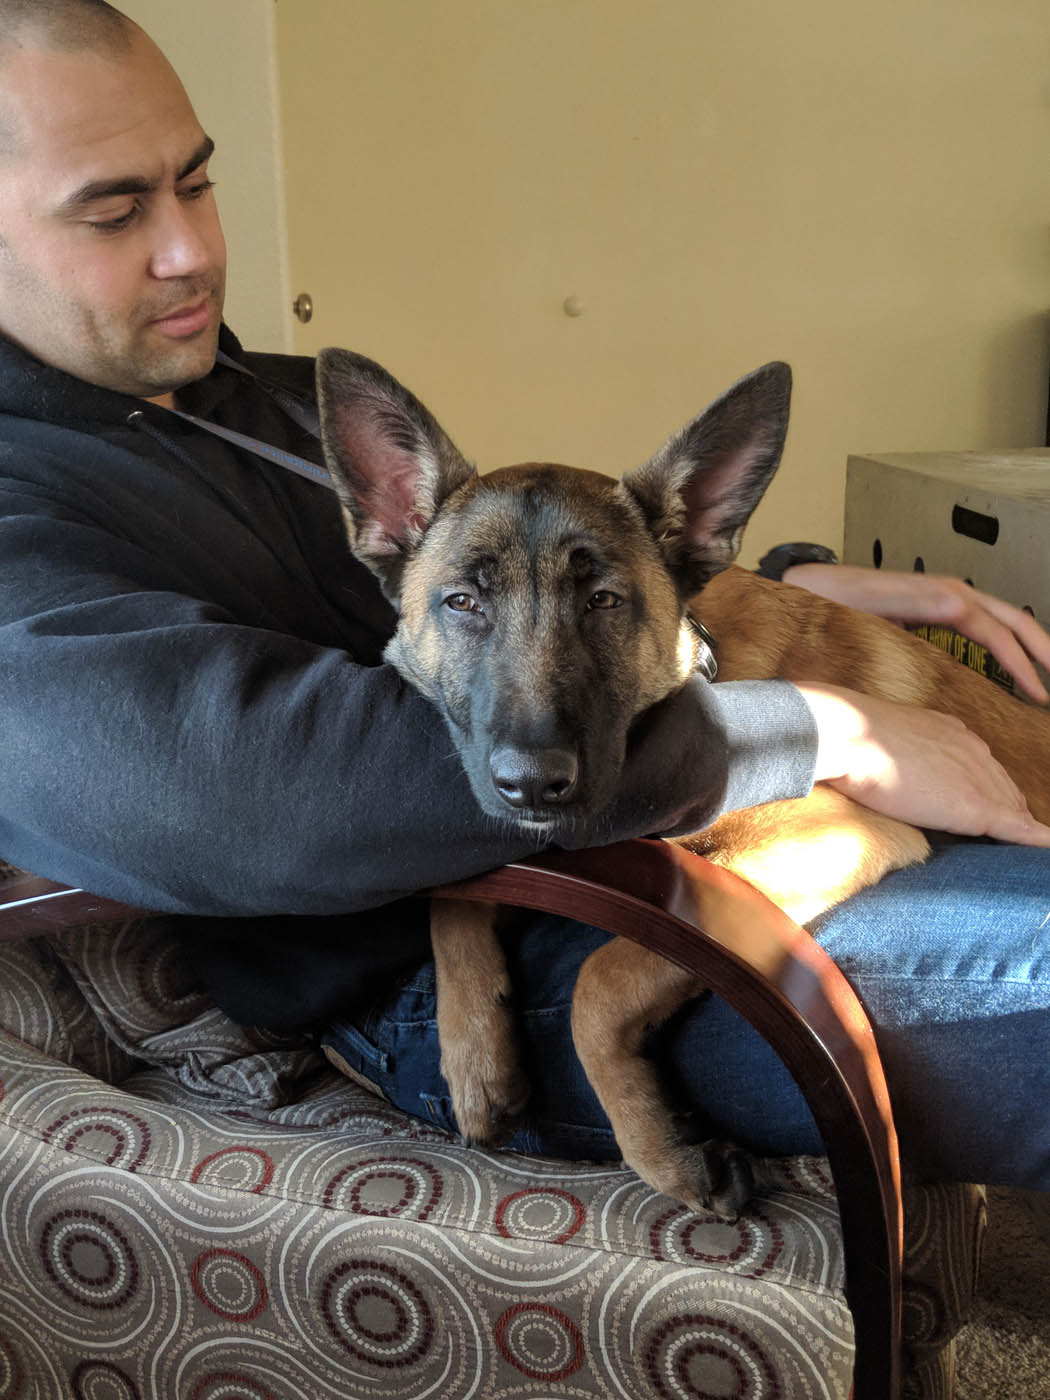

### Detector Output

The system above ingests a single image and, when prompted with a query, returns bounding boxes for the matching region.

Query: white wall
[120,0,291,353]
[275,0,1050,561]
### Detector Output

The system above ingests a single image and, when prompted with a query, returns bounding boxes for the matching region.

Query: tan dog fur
[563,567,1050,1208]
[432,566,1050,1211]
[314,348,1050,1216]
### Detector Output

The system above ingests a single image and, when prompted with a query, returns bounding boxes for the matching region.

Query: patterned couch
[0,847,985,1399]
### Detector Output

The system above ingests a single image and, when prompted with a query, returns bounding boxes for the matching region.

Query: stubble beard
[0,246,226,398]
[117,273,226,396]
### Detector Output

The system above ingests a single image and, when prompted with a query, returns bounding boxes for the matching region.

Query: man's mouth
[150,295,213,338]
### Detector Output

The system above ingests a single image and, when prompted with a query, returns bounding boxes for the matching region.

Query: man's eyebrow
[176,135,215,182]
[55,135,215,213]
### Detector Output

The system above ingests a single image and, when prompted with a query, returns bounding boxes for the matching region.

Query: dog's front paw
[626,1136,756,1221]
[677,1139,756,1221]
[440,1007,530,1147]
[432,898,529,1147]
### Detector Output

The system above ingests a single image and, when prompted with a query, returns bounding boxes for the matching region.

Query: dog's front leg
[571,940,754,1219]
[430,898,530,1145]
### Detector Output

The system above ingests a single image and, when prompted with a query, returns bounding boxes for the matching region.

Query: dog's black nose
[490,747,579,810]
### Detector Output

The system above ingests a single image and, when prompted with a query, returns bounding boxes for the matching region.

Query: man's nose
[148,197,216,279]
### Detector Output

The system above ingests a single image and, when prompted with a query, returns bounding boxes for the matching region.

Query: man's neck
[145,390,178,411]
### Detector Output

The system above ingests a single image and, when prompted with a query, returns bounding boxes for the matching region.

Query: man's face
[0,29,226,405]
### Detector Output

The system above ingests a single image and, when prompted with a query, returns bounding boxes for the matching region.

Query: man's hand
[797,682,1050,847]
[783,563,1050,705]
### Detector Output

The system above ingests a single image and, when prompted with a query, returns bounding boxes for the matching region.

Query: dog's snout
[490,747,579,812]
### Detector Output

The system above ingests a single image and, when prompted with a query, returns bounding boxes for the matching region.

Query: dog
[315,347,1050,1218]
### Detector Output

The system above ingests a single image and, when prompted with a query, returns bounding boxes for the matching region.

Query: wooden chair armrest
[0,844,901,1396]
[431,840,902,1400]
[0,870,148,939]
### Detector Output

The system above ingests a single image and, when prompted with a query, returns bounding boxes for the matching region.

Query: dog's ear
[316,348,477,601]
[618,362,791,596]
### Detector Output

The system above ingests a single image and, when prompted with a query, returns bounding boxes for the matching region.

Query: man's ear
[316,347,477,602]
[618,362,792,597]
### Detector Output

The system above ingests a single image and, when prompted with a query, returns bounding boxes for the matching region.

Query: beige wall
[123,0,291,352]
[276,0,1049,561]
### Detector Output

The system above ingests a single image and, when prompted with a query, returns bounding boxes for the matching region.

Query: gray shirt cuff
[707,679,819,818]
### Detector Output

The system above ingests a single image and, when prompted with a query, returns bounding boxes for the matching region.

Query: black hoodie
[0,327,816,1023]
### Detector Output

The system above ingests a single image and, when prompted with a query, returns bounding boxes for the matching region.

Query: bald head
[0,0,133,50]
[0,1,136,156]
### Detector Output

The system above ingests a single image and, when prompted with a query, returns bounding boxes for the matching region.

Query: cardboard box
[843,450,1050,625]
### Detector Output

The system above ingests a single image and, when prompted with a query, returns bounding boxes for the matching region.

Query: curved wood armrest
[0,845,900,1396]
[0,870,148,940]
[431,840,901,1400]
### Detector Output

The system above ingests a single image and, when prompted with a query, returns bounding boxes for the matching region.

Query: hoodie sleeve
[0,469,817,916]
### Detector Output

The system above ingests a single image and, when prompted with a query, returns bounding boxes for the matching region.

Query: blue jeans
[322,841,1050,1188]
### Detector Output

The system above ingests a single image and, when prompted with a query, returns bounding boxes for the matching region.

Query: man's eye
[587,590,622,610]
[88,205,138,233]
[444,593,480,613]
[180,178,215,202]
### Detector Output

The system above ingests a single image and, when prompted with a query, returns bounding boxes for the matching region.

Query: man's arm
[0,482,816,915]
[7,475,1043,918]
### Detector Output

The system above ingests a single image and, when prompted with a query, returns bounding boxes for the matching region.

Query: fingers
[940,585,1050,705]
[784,566,1050,705]
[889,576,1050,703]
[954,738,1050,846]
[987,808,1050,849]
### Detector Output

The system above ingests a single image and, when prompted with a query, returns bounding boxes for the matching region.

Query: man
[2,1,1049,1186]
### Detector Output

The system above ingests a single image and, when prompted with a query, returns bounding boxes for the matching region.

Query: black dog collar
[688,615,718,681]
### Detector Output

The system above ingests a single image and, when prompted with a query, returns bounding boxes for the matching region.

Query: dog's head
[317,349,790,831]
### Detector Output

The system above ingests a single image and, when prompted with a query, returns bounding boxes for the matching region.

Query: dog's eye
[587,590,622,611]
[444,592,480,613]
